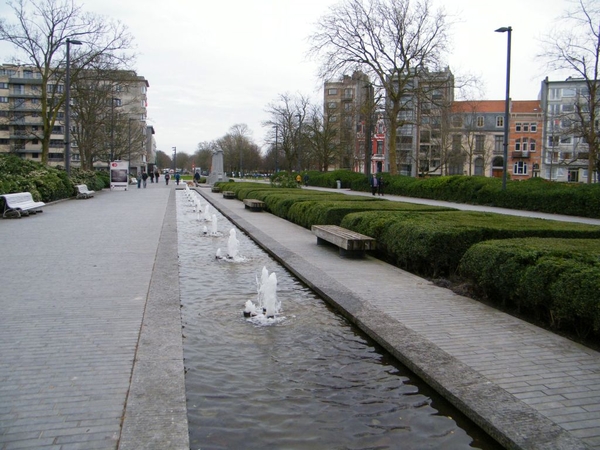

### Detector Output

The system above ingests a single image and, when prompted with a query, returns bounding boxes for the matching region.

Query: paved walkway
[0,181,188,450]
[1,181,599,450]
[198,186,600,450]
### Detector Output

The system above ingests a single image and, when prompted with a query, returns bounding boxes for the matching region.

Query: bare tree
[217,124,259,176]
[264,93,311,172]
[303,104,339,171]
[0,0,135,165]
[541,0,600,182]
[309,0,451,175]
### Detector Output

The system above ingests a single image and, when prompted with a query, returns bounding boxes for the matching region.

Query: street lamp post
[128,118,136,173]
[273,124,278,174]
[110,97,119,164]
[496,26,512,190]
[64,38,81,175]
[296,113,302,172]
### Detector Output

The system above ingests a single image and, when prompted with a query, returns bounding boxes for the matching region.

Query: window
[344,103,352,111]
[420,130,431,143]
[344,88,353,99]
[562,88,576,97]
[328,88,337,95]
[476,116,484,127]
[376,140,383,154]
[329,115,337,122]
[549,88,560,99]
[451,115,463,128]
[562,104,574,112]
[515,139,521,151]
[522,123,529,132]
[495,135,504,152]
[475,135,485,153]
[0,82,7,89]
[452,135,462,152]
[513,161,528,175]
[530,140,536,152]
[515,122,522,132]
[0,97,8,103]
[327,101,337,109]
[496,116,504,127]
[530,123,537,132]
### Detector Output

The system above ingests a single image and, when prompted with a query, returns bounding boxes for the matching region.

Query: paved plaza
[0,180,599,449]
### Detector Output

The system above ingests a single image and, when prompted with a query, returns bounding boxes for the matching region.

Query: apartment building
[393,67,455,177]
[0,63,149,172]
[539,76,594,182]
[450,100,542,180]
[324,71,376,172]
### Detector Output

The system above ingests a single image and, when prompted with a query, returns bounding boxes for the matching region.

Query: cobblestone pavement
[0,183,188,450]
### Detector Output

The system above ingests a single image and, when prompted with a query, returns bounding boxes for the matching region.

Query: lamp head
[67,38,83,45]
[495,26,512,33]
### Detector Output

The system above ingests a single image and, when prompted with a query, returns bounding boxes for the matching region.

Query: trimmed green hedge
[341,210,600,277]
[287,200,453,228]
[459,238,600,339]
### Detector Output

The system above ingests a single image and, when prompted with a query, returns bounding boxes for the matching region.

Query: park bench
[211,186,222,193]
[75,184,95,199]
[311,225,376,258]
[223,191,236,199]
[243,199,265,212]
[1,192,45,218]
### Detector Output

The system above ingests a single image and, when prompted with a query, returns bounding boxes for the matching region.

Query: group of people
[371,174,385,196]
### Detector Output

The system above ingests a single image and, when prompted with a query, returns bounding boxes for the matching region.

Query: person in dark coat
[370,174,378,196]
[377,175,384,196]
[141,171,148,188]
[165,173,170,185]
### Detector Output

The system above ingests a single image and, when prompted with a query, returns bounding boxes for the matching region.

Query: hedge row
[459,238,600,338]
[0,154,107,202]
[340,210,600,277]
[295,170,600,219]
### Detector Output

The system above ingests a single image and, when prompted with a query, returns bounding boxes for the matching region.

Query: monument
[207,148,225,185]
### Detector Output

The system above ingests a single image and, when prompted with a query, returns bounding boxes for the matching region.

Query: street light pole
[296,113,302,172]
[64,38,81,175]
[496,26,512,190]
[274,124,278,174]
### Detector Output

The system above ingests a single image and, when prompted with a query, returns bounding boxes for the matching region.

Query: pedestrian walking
[296,174,302,186]
[303,174,309,186]
[149,171,154,183]
[194,171,201,186]
[370,174,378,196]
[141,171,148,188]
[175,172,181,185]
[165,173,170,185]
[154,170,160,182]
[377,175,384,196]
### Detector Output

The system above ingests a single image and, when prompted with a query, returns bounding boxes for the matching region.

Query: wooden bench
[1,192,45,218]
[243,199,265,212]
[75,184,95,199]
[223,191,236,199]
[311,225,376,258]
[211,186,222,193]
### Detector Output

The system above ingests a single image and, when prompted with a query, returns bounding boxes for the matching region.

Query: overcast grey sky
[0,0,574,156]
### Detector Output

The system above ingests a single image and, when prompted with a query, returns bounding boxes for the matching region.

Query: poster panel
[110,161,129,190]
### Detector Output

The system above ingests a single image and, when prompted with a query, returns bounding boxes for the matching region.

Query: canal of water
[176,190,503,450]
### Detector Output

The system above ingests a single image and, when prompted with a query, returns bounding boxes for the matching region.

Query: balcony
[512,151,530,159]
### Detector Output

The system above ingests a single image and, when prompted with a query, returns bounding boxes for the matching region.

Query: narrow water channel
[177,190,503,450]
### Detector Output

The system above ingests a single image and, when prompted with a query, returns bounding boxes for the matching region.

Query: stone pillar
[207,149,225,185]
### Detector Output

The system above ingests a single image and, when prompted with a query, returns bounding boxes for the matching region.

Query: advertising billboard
[110,161,129,190]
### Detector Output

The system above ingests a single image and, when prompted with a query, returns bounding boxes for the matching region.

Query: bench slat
[312,225,376,257]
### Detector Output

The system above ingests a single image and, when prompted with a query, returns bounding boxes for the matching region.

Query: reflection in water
[177,191,502,450]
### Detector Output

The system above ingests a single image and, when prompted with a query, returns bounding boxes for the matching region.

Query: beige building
[0,64,150,172]
[324,71,373,172]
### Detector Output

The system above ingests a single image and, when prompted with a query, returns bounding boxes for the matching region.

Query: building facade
[324,71,382,173]
[539,77,594,183]
[449,100,542,180]
[0,64,150,172]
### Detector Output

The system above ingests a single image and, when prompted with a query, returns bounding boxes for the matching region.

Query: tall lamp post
[128,118,136,173]
[273,124,278,174]
[296,113,302,172]
[110,97,120,164]
[496,26,512,190]
[64,38,81,175]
